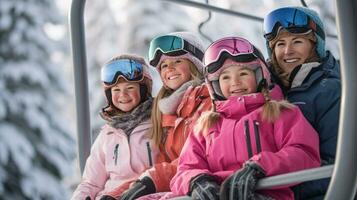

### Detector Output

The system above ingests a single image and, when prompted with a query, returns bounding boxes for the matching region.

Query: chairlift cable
[198,0,213,43]
[162,0,338,39]
[300,0,308,7]
[162,0,263,22]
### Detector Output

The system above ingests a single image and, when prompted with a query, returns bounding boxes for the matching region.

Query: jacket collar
[215,85,283,119]
[289,51,340,92]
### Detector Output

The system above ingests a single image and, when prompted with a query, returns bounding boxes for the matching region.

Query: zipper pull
[113,144,119,165]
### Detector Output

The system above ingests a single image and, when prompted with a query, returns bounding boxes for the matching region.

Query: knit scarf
[101,97,153,136]
[158,80,202,114]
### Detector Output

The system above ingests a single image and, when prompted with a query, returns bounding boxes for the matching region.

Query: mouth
[167,74,180,80]
[119,100,131,104]
[284,58,299,63]
[230,89,247,95]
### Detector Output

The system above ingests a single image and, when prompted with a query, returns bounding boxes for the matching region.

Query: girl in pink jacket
[170,37,321,200]
[71,54,159,200]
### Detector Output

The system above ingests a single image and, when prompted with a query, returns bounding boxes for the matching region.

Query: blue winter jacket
[270,51,341,200]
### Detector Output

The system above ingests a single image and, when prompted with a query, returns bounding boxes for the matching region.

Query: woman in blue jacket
[263,6,341,200]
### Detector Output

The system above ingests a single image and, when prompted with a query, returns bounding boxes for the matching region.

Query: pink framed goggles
[204,37,265,75]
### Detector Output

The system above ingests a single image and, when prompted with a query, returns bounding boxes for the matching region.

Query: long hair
[194,102,220,136]
[151,60,204,146]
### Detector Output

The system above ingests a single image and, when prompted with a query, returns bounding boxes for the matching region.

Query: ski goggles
[263,7,325,41]
[101,59,143,86]
[204,37,264,75]
[148,35,204,67]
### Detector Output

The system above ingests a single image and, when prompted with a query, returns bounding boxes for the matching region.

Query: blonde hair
[151,60,203,146]
[195,87,294,136]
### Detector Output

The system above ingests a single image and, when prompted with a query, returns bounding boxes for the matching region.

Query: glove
[120,176,156,200]
[189,174,220,200]
[100,195,116,200]
[220,162,265,200]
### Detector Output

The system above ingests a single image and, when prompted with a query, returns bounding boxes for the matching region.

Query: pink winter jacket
[71,120,159,200]
[170,85,321,200]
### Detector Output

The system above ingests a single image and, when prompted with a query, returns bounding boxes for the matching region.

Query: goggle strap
[184,40,204,61]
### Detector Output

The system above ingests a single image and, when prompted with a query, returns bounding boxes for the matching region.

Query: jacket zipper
[253,120,262,153]
[113,144,119,165]
[146,142,153,167]
[244,120,253,158]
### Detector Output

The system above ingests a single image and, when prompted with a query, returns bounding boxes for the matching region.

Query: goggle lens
[204,37,257,74]
[101,59,143,86]
[263,7,324,41]
[148,35,204,67]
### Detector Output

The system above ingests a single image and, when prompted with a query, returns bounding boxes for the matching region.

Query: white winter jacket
[71,120,158,200]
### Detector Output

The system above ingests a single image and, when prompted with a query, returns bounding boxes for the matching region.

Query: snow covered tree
[0,0,75,199]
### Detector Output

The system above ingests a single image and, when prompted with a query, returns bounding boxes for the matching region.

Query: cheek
[111,92,119,101]
[130,90,141,102]
[219,82,230,97]
[179,66,192,80]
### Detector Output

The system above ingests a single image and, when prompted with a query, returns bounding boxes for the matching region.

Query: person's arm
[250,107,321,181]
[71,131,108,200]
[314,80,340,165]
[170,130,221,195]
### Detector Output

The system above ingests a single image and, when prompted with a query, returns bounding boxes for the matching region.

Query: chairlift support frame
[69,0,357,199]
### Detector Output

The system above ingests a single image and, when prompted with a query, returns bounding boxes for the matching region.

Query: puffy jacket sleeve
[170,130,216,195]
[71,130,108,200]
[250,107,321,179]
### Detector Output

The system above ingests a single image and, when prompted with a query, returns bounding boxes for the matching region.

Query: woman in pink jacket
[170,37,321,200]
[71,54,159,200]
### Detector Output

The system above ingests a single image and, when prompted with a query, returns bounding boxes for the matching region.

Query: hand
[120,177,156,200]
[189,174,220,200]
[220,162,265,200]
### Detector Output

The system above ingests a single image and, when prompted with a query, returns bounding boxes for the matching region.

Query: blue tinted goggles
[101,59,143,86]
[263,7,325,41]
[148,35,204,67]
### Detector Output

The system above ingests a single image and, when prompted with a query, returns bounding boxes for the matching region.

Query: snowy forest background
[0,0,338,199]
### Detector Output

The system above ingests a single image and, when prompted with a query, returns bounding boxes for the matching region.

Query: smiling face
[218,60,257,99]
[111,79,141,112]
[273,34,315,75]
[159,58,192,90]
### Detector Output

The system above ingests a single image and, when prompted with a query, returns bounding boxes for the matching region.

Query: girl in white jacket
[71,54,159,200]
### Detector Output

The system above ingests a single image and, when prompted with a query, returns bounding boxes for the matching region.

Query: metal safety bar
[325,0,357,199]
[69,0,357,199]
[170,165,334,200]
[69,0,91,173]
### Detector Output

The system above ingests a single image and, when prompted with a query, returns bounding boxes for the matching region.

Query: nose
[166,62,176,70]
[283,43,293,55]
[118,89,128,97]
[232,76,242,85]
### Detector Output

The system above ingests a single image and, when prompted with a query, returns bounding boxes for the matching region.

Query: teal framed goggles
[101,59,143,86]
[148,35,204,67]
